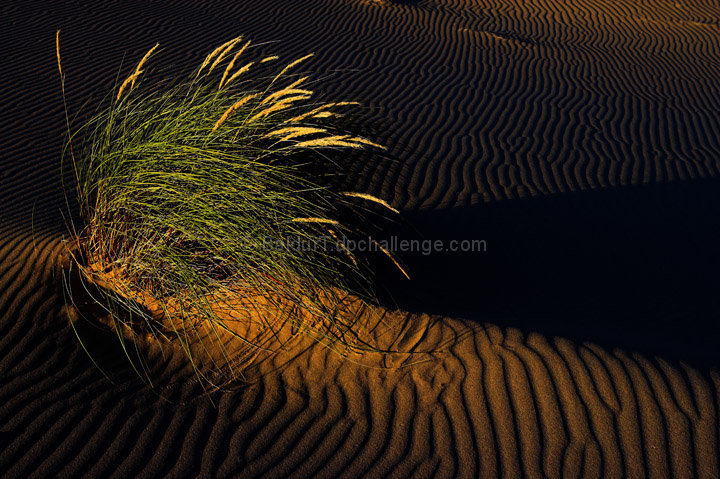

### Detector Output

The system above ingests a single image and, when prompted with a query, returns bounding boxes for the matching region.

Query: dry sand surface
[3,0,720,477]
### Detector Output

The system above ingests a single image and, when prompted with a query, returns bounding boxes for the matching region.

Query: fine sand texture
[3,0,720,478]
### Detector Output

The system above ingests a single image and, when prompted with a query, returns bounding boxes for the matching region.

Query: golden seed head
[341,192,398,213]
[55,30,62,77]
[211,93,261,132]
[224,61,254,87]
[271,53,314,84]
[197,36,242,78]
[219,40,251,89]
[286,102,359,123]
[375,243,410,279]
[132,43,159,88]
[292,217,340,225]
[260,88,314,105]
[247,97,308,123]
[327,229,358,266]
[209,37,243,74]
[117,71,142,101]
[263,127,328,142]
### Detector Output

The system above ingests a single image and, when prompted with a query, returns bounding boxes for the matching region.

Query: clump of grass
[57,33,401,387]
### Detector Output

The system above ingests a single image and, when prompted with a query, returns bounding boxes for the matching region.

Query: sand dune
[4,264,720,477]
[2,0,720,477]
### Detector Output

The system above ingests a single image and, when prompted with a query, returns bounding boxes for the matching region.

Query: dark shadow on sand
[373,178,720,370]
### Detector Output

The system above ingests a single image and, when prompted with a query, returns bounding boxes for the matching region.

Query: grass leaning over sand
[57,32,404,388]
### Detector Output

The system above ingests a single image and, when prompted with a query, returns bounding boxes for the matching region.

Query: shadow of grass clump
[57,33,403,388]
